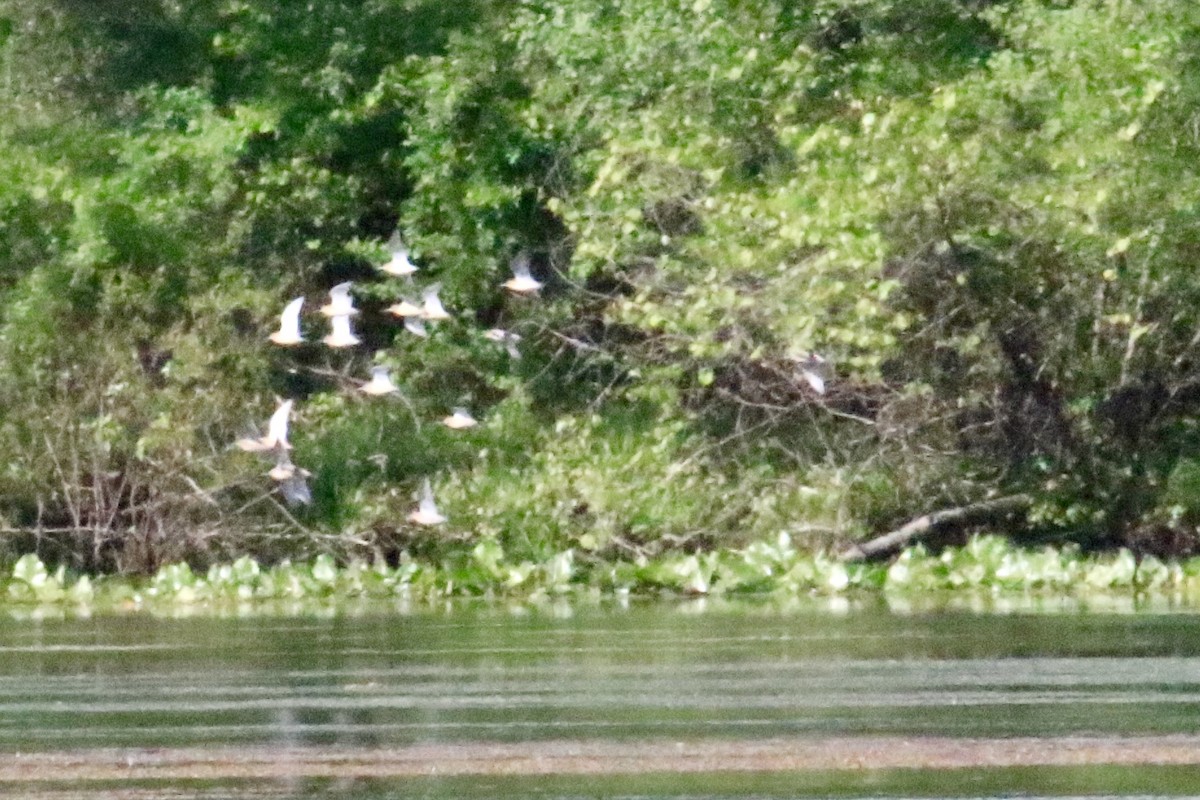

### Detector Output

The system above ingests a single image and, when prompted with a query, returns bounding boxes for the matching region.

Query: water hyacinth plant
[2,536,1200,615]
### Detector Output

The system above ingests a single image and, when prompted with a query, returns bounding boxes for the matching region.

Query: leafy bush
[1,0,1200,573]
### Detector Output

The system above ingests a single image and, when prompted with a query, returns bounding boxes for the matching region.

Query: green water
[3,598,1200,797]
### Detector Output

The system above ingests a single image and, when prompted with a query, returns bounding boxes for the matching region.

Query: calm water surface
[1,597,1200,798]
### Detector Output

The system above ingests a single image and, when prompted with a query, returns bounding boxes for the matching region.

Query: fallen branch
[839,493,1033,562]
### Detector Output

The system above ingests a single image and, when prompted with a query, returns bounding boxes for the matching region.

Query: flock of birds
[235,229,833,529]
[236,232,544,524]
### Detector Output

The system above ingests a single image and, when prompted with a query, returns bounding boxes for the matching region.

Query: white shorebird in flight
[420,284,451,321]
[237,399,294,452]
[268,297,304,346]
[378,232,418,278]
[794,353,831,395]
[267,448,312,506]
[386,296,422,318]
[323,313,361,348]
[484,327,522,359]
[320,282,358,317]
[360,365,399,396]
[503,252,543,295]
[407,478,446,526]
[441,407,478,430]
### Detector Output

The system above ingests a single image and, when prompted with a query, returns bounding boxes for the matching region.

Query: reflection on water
[0,598,1199,797]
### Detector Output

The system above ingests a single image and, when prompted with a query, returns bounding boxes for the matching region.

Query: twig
[180,474,222,509]
[267,494,316,538]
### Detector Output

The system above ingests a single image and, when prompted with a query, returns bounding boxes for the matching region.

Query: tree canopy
[0,0,1198,572]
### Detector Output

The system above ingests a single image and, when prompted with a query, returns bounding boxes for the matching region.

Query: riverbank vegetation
[6,536,1200,615]
[1,0,1200,573]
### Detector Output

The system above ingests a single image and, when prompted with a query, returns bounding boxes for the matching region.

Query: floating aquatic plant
[5,535,1200,616]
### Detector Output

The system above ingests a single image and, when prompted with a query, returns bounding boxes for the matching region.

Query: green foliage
[1,0,1200,572]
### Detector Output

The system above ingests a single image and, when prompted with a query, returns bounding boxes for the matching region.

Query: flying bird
[386,297,422,318]
[320,282,358,318]
[378,231,418,278]
[484,327,522,359]
[360,365,399,396]
[503,252,543,295]
[268,449,312,506]
[794,353,831,395]
[237,399,294,452]
[323,313,361,348]
[268,297,304,346]
[420,283,451,321]
[407,478,446,526]
[441,407,478,430]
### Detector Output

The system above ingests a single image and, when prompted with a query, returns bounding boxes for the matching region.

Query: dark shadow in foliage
[876,178,1200,553]
[0,193,72,291]
[209,2,489,106]
[875,0,1006,64]
[687,354,889,471]
[523,318,643,416]
[41,0,208,97]
[812,7,863,53]
[798,0,1009,111]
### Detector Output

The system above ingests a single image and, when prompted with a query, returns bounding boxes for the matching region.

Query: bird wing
[511,251,532,280]
[267,400,293,447]
[331,314,355,339]
[369,366,395,391]
[422,285,448,317]
[801,368,826,395]
[280,474,312,506]
[325,282,356,314]
[279,297,304,337]
[387,230,407,256]
[271,445,294,468]
[418,478,439,515]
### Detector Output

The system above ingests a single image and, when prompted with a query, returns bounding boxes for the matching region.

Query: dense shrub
[0,0,1198,572]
